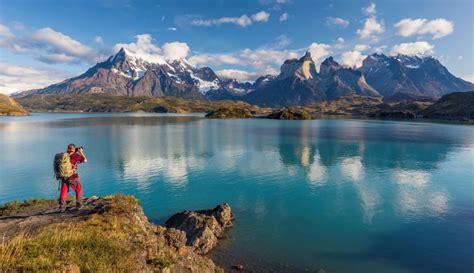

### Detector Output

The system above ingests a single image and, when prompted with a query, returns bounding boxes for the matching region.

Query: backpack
[53,153,74,180]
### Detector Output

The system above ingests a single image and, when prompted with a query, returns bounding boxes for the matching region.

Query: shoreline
[0,195,234,272]
[2,110,472,125]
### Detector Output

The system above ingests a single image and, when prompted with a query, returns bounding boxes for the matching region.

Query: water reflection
[1,114,473,273]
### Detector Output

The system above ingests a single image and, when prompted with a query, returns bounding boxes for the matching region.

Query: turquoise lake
[1,113,473,273]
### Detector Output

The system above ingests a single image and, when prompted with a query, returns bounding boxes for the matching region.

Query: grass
[0,195,150,272]
[0,199,57,216]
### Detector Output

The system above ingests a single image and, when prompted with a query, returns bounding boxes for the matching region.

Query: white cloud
[457,55,463,60]
[191,14,253,27]
[357,18,384,39]
[216,69,260,81]
[354,44,370,52]
[341,50,366,68]
[113,34,190,61]
[251,11,270,22]
[167,27,177,31]
[32,28,95,59]
[326,17,349,28]
[394,18,453,39]
[279,12,289,22]
[363,2,376,15]
[161,42,189,60]
[0,25,101,63]
[308,43,332,69]
[190,11,271,27]
[390,41,434,56]
[94,36,103,44]
[0,63,72,94]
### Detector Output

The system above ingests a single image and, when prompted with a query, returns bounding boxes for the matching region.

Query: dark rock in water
[165,203,234,254]
[233,264,245,271]
[205,108,253,119]
[265,108,313,120]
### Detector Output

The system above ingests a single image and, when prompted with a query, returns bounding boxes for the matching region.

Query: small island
[0,195,234,272]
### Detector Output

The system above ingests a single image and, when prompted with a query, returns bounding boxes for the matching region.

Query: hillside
[17,93,271,115]
[423,91,474,121]
[0,94,28,116]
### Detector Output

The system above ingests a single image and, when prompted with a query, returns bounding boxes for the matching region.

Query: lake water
[1,113,473,273]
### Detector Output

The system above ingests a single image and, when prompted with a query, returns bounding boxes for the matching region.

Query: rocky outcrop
[0,195,231,272]
[0,94,28,116]
[166,204,234,254]
[205,108,254,119]
[265,108,313,120]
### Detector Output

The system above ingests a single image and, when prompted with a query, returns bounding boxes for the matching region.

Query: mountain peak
[301,51,313,62]
[320,56,340,75]
[279,52,317,80]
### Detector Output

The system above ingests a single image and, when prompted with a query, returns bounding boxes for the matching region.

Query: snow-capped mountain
[13,49,473,107]
[13,48,227,99]
[359,53,473,97]
[243,52,380,107]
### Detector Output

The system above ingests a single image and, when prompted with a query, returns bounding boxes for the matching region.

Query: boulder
[165,203,234,254]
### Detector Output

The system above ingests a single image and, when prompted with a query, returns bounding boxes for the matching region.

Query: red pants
[59,180,82,205]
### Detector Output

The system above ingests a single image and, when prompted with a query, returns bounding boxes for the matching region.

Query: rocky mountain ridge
[12,48,473,107]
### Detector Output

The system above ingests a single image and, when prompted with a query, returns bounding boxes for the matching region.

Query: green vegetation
[265,108,314,120]
[17,93,270,116]
[205,107,254,119]
[0,94,28,116]
[0,199,56,216]
[1,195,151,272]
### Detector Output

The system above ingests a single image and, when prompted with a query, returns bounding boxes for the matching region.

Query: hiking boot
[59,205,66,213]
[76,200,83,209]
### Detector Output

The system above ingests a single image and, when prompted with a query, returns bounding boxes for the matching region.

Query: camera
[75,146,84,152]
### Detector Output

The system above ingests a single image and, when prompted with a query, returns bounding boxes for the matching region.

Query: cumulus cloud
[251,11,270,22]
[0,62,72,94]
[389,41,434,56]
[188,46,299,80]
[325,17,349,28]
[341,50,366,68]
[32,28,95,59]
[161,42,189,59]
[308,43,332,69]
[279,12,289,22]
[357,17,384,39]
[190,11,270,27]
[363,2,376,15]
[113,34,190,61]
[0,24,101,64]
[394,18,453,39]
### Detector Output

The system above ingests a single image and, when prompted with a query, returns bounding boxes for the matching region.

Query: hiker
[56,144,88,212]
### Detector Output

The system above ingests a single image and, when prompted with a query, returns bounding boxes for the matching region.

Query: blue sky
[0,0,473,93]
